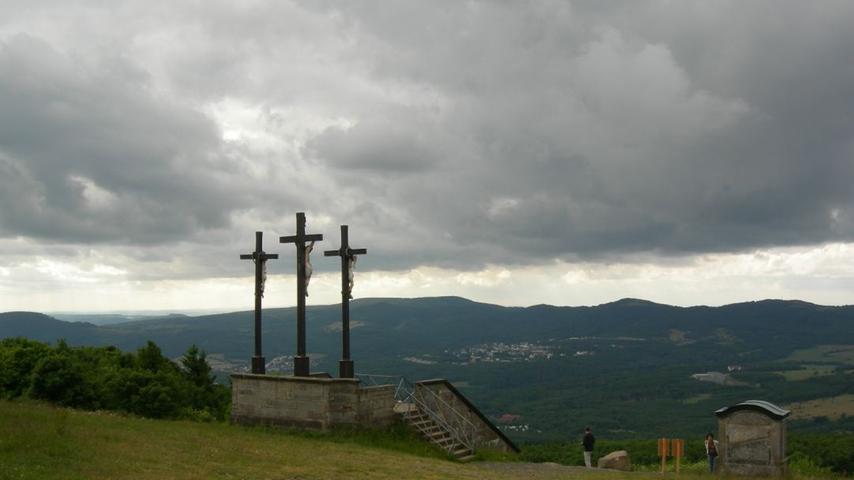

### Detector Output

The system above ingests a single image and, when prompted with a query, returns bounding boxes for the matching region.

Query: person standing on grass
[705,432,720,473]
[582,426,595,468]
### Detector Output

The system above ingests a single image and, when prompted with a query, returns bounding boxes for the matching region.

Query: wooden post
[673,439,684,473]
[658,438,670,473]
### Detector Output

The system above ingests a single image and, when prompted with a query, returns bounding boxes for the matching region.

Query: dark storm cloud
[303,1,854,267]
[1,1,853,276]
[306,115,441,173]
[0,34,248,244]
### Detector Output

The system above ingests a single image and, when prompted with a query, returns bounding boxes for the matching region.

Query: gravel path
[475,462,640,479]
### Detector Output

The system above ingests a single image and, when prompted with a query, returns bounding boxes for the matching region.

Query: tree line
[0,337,230,421]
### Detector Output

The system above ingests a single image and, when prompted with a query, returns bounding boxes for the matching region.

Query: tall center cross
[324,225,367,378]
[279,212,323,377]
[239,231,278,375]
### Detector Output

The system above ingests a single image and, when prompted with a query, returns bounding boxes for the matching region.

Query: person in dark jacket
[582,427,595,467]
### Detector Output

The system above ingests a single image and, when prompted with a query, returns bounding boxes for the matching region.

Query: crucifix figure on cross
[239,231,279,374]
[324,225,367,378]
[280,212,323,377]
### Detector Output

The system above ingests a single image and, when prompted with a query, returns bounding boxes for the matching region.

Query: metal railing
[356,374,410,401]
[356,373,477,454]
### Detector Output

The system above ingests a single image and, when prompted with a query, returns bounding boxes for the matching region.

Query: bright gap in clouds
[2,243,852,312]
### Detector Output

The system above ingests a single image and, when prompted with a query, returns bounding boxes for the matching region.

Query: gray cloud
[0,1,852,279]
[306,114,442,173]
[306,1,854,267]
[0,34,248,244]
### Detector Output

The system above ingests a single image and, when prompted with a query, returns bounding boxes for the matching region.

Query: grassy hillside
[0,400,707,480]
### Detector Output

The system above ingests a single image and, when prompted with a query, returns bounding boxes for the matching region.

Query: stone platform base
[230,373,397,430]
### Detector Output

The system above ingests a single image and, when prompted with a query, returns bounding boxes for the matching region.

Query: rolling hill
[2,297,853,441]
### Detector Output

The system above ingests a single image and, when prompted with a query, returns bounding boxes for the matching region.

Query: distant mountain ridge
[2,295,850,361]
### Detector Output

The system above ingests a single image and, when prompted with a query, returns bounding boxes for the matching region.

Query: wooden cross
[279,212,323,377]
[239,231,278,375]
[324,225,367,378]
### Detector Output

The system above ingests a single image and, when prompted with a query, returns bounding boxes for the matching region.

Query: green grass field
[788,394,854,421]
[0,400,842,479]
[784,345,854,365]
[777,365,838,381]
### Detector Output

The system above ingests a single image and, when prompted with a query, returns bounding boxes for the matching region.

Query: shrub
[0,338,51,398]
[0,339,231,421]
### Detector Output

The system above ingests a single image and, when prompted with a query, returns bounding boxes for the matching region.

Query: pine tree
[181,344,216,411]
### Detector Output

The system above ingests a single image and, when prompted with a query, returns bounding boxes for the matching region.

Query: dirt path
[476,462,643,479]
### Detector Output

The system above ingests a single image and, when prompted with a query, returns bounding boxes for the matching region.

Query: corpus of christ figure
[239,231,279,374]
[280,212,323,376]
[324,225,367,378]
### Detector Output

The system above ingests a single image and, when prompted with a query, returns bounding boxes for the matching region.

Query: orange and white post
[672,439,685,473]
[657,438,670,473]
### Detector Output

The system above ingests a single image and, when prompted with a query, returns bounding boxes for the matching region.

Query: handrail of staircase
[405,380,475,453]
[355,373,410,400]
[356,373,477,453]
[412,381,478,448]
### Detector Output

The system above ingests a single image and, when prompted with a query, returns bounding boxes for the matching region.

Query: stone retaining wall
[230,374,397,430]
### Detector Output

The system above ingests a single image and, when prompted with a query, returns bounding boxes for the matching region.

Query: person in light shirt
[705,432,720,473]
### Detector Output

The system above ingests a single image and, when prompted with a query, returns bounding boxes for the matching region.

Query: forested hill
[1,297,850,361]
[2,297,853,441]
[0,311,101,343]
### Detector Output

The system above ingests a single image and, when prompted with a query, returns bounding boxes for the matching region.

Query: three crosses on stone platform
[239,212,366,378]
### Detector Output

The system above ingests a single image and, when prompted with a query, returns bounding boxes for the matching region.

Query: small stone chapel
[715,400,790,476]
[230,212,518,460]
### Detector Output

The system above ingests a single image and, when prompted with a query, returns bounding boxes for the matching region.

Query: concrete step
[428,430,450,439]
[434,437,454,448]
[393,402,418,414]
[412,421,438,431]
[452,445,471,455]
[403,404,479,462]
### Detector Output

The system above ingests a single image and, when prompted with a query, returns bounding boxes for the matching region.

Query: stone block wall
[230,374,396,430]
[358,385,398,427]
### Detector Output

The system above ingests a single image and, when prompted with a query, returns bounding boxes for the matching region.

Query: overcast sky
[1,1,853,312]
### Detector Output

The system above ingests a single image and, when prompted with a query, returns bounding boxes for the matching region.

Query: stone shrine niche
[715,400,790,476]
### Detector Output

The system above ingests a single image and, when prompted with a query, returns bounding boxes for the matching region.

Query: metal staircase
[402,403,475,461]
[360,374,477,461]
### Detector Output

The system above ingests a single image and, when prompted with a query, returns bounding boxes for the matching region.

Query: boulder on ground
[597,450,631,471]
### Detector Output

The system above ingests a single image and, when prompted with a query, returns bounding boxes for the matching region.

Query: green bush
[0,338,51,398]
[29,353,97,408]
[0,338,230,421]
[789,432,854,475]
